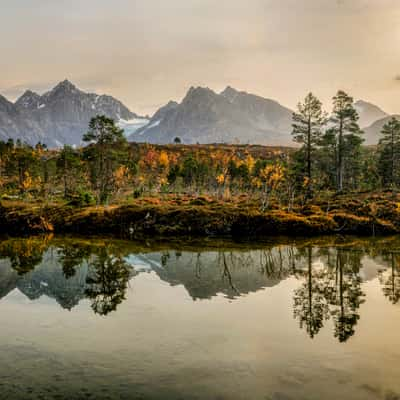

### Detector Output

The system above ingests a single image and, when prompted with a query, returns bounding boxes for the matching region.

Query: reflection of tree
[0,236,51,275]
[57,244,92,279]
[293,247,329,338]
[379,253,400,304]
[324,250,365,343]
[85,247,131,316]
[220,252,239,296]
[292,248,365,342]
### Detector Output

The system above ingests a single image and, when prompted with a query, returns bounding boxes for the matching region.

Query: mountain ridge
[130,85,295,145]
[0,80,145,147]
[0,81,397,147]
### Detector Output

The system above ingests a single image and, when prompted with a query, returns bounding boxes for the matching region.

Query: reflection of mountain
[0,259,19,299]
[127,249,297,300]
[17,252,89,310]
[0,250,136,312]
[0,237,398,337]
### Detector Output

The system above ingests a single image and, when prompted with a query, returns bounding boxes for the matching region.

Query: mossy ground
[1,192,400,238]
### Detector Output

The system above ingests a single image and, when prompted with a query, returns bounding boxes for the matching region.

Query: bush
[67,191,96,207]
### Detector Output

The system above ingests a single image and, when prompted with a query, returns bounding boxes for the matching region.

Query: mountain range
[0,80,147,147]
[130,86,294,145]
[0,80,397,147]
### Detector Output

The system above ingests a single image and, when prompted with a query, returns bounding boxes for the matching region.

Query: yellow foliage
[216,174,225,185]
[114,166,130,188]
[21,171,41,193]
[246,155,255,173]
[159,177,168,186]
[159,151,170,169]
[21,171,33,192]
[251,177,262,189]
[259,164,285,190]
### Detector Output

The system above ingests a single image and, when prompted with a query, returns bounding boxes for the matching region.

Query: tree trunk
[306,118,312,198]
[337,119,344,192]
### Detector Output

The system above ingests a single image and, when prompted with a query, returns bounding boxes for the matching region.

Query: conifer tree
[292,93,327,196]
[83,115,128,204]
[330,91,362,192]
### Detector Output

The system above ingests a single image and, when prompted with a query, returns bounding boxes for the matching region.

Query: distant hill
[363,114,400,144]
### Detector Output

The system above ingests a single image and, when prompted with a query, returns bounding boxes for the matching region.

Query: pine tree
[330,91,363,192]
[83,115,128,205]
[292,93,327,196]
[377,117,400,190]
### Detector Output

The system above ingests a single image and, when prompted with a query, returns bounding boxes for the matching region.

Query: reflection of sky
[0,265,399,399]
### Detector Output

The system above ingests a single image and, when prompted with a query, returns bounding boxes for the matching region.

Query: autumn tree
[292,93,327,197]
[83,115,128,204]
[330,91,363,192]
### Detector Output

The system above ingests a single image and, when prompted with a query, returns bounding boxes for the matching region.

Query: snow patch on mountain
[118,117,150,137]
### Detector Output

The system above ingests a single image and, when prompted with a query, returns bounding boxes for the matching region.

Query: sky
[1,0,400,115]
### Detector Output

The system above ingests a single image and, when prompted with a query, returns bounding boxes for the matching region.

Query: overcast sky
[1,0,400,115]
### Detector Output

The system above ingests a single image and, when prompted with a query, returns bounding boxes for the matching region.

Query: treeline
[0,90,398,207]
[291,90,400,197]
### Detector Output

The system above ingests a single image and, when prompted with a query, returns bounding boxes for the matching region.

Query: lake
[0,235,399,400]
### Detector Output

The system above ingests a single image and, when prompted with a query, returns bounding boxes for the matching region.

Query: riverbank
[0,193,399,238]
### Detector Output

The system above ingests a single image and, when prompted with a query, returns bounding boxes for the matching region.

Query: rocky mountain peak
[0,94,16,112]
[183,86,216,103]
[0,80,141,147]
[220,86,240,102]
[15,90,41,109]
[46,79,81,100]
[55,79,77,91]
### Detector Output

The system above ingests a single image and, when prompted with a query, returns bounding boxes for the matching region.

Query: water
[0,235,399,400]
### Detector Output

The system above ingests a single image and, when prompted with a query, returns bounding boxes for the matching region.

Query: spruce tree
[292,93,327,196]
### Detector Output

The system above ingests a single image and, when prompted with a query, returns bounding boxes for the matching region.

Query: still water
[0,235,399,400]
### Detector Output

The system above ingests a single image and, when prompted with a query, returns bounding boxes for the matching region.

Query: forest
[0,90,400,237]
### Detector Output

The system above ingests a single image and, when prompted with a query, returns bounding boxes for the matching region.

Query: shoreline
[1,193,399,238]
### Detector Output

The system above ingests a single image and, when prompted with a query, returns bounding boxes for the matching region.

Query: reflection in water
[379,252,400,304]
[1,236,400,400]
[294,247,366,342]
[293,247,330,339]
[0,236,398,342]
[85,248,132,316]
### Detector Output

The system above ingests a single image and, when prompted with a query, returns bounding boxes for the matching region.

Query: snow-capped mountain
[130,86,294,145]
[0,80,145,147]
